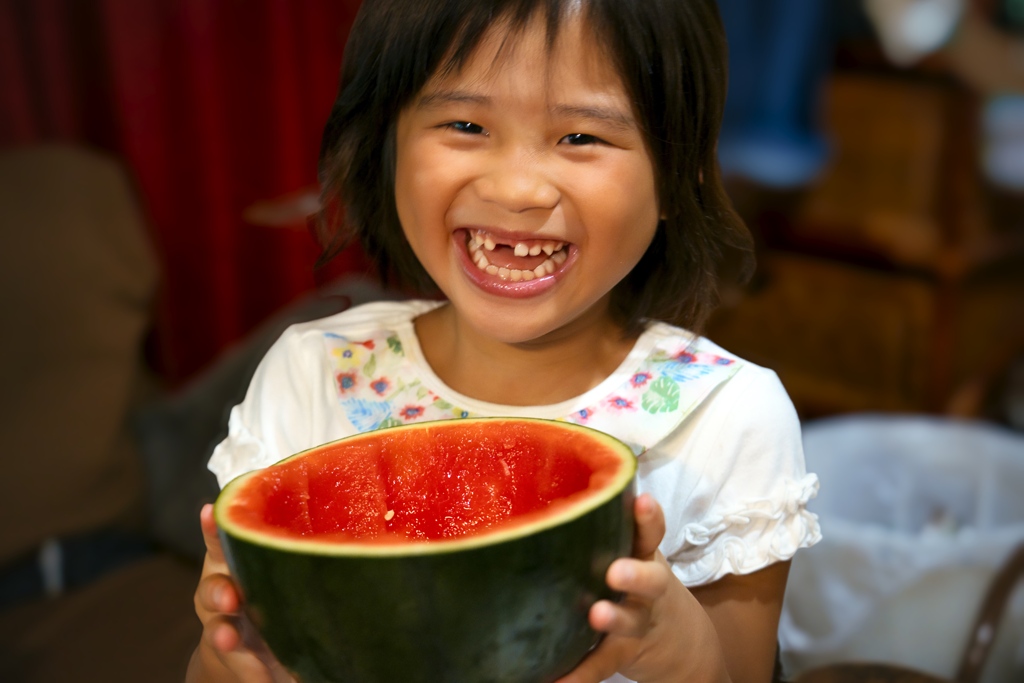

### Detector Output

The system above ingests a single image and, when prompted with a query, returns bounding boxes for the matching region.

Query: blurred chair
[0,144,201,683]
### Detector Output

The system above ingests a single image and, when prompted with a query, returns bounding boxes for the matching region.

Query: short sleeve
[637,364,821,587]
[207,325,331,488]
[206,300,445,488]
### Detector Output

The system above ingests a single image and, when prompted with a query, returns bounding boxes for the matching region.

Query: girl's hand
[187,504,297,683]
[556,494,729,683]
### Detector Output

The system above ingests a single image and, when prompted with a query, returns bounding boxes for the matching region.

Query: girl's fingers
[589,598,650,638]
[605,557,670,600]
[202,615,297,683]
[195,506,297,681]
[196,572,241,615]
[201,617,279,683]
[632,493,666,559]
[203,614,243,653]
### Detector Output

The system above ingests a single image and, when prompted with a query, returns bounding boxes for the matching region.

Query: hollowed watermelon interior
[224,420,629,545]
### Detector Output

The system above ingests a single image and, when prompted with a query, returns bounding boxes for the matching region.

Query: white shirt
[209,300,821,681]
[211,300,820,586]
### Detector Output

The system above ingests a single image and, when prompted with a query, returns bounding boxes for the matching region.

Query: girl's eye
[560,133,601,146]
[445,121,485,135]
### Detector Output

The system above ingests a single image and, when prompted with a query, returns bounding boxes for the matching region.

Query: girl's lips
[452,229,575,298]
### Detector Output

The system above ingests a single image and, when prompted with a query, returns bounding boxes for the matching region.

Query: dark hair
[317,0,753,335]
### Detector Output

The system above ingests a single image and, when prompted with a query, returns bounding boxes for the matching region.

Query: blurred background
[1,0,1022,681]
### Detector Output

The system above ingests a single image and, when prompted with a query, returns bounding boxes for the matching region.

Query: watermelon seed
[384,510,395,521]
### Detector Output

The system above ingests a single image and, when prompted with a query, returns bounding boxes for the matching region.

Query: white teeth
[472,255,562,282]
[467,230,570,281]
[470,251,563,282]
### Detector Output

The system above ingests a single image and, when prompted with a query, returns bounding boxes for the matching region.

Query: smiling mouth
[464,229,569,282]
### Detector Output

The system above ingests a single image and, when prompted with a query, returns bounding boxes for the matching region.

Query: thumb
[632,494,665,560]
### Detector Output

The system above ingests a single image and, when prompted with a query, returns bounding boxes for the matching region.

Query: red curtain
[1,0,368,384]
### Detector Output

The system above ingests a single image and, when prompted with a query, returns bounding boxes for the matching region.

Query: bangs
[355,0,624,117]
[433,1,598,82]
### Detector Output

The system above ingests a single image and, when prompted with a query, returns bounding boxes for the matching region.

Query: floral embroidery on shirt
[630,371,652,388]
[399,405,425,420]
[386,335,403,356]
[328,333,475,430]
[564,346,738,423]
[336,371,358,393]
[605,395,636,412]
[325,328,742,448]
[340,398,393,432]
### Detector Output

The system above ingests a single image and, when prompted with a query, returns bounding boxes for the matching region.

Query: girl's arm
[691,561,790,683]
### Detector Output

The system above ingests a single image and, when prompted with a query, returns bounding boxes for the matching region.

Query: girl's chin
[443,290,612,348]
[454,310,564,346]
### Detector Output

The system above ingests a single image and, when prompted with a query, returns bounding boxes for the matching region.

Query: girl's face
[394,12,660,346]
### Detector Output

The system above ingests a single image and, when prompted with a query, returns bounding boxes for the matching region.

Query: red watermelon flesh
[225,420,626,544]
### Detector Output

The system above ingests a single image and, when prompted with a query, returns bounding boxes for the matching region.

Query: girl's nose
[475,152,560,213]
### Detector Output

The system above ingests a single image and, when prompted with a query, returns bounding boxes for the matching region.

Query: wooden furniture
[796,663,946,683]
[708,49,1024,419]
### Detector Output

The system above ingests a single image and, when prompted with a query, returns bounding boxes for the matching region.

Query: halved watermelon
[215,417,636,683]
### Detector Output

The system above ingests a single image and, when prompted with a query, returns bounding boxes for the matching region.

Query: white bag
[779,414,1024,682]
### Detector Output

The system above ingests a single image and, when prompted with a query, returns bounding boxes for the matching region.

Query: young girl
[189,0,821,681]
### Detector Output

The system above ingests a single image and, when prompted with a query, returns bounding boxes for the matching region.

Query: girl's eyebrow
[417,89,488,109]
[551,104,636,132]
[418,89,636,132]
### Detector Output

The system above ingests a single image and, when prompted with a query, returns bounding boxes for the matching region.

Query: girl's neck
[413,301,639,407]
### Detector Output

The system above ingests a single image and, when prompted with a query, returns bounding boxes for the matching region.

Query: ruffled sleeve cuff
[207,406,277,488]
[668,474,822,586]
